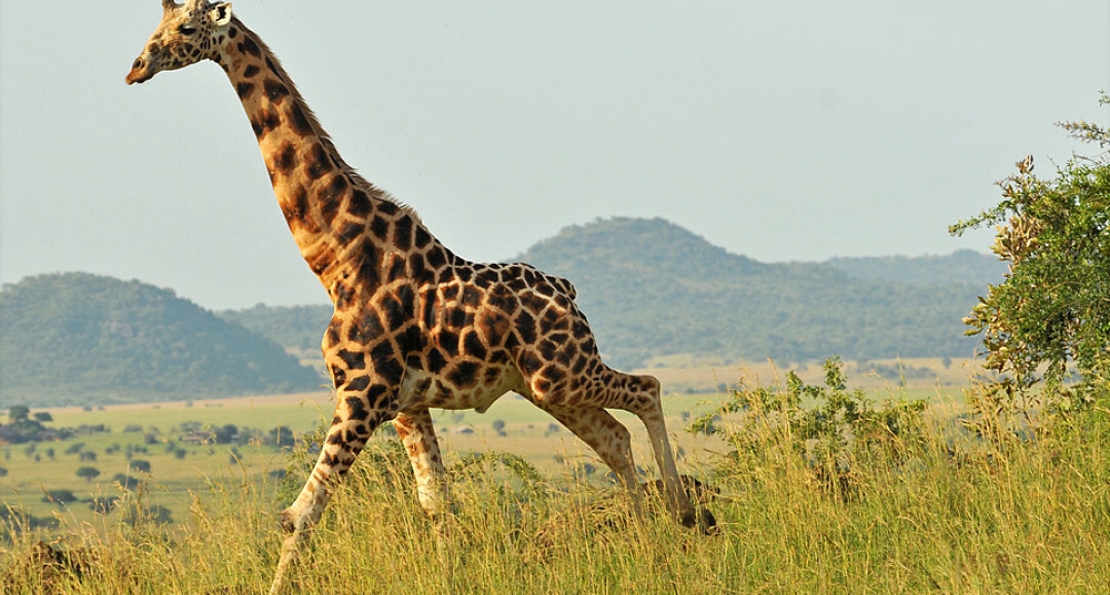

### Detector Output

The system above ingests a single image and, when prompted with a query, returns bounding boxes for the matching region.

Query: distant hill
[222,218,990,370]
[0,273,322,407]
[826,250,1006,286]
[514,217,984,367]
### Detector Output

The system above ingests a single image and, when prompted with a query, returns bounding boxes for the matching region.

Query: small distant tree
[76,466,102,483]
[113,473,142,490]
[32,412,52,423]
[491,419,506,435]
[122,504,173,526]
[952,94,1110,411]
[129,459,152,474]
[214,424,238,444]
[41,489,78,505]
[268,426,296,448]
[7,406,30,425]
[89,497,118,514]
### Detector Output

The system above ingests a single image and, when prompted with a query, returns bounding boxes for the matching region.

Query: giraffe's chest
[397,363,526,414]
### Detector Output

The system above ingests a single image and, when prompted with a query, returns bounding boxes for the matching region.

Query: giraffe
[126,2,714,592]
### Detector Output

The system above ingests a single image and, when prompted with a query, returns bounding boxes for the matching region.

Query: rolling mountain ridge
[1,218,999,406]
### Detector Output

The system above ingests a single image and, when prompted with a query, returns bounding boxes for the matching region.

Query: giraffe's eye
[179,24,197,35]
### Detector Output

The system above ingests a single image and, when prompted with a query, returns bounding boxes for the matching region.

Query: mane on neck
[229,16,420,220]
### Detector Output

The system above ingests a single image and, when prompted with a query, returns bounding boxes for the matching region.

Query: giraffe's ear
[209,2,232,27]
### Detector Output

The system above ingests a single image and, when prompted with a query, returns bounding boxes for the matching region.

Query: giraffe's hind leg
[620,372,715,531]
[544,406,640,493]
[541,366,712,532]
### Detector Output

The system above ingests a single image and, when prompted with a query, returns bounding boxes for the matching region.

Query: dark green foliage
[129,459,152,474]
[75,466,101,483]
[692,357,927,499]
[952,95,1110,409]
[112,473,142,490]
[0,408,69,444]
[121,504,173,526]
[0,272,322,407]
[212,424,238,444]
[88,496,118,514]
[7,406,29,424]
[267,426,296,448]
[516,218,986,368]
[41,490,78,505]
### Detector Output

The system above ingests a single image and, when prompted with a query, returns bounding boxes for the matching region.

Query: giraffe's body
[127,2,713,593]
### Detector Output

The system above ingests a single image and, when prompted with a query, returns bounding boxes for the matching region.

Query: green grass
[0,364,960,532]
[3,399,1109,595]
[0,387,727,535]
[0,393,334,528]
[3,363,1107,594]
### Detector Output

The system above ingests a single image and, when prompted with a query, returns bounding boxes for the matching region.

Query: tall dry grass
[3,375,1108,595]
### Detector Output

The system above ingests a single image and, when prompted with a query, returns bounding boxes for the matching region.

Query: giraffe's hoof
[679,507,718,534]
[696,507,718,534]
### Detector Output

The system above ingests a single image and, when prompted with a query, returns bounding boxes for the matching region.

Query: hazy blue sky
[1,1,1107,309]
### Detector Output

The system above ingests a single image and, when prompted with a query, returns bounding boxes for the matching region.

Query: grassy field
[0,390,725,531]
[0,358,964,525]
[7,357,1103,594]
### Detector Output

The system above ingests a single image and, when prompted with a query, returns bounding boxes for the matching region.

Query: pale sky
[1,1,1107,310]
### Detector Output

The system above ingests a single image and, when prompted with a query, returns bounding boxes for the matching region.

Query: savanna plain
[2,356,1108,594]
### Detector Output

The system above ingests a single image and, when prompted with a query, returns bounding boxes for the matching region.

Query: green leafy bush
[952,94,1110,413]
[691,357,927,499]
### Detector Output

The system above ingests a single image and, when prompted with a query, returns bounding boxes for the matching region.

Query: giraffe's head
[126,0,234,85]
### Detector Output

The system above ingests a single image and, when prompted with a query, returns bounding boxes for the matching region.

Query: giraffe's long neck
[216,19,442,304]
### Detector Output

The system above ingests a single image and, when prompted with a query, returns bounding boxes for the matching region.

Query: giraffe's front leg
[269,346,396,595]
[393,409,450,533]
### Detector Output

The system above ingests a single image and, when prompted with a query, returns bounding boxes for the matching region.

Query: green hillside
[223,218,988,369]
[220,304,334,354]
[0,273,322,407]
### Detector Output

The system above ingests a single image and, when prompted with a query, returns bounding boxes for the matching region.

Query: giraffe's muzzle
[126,57,155,85]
